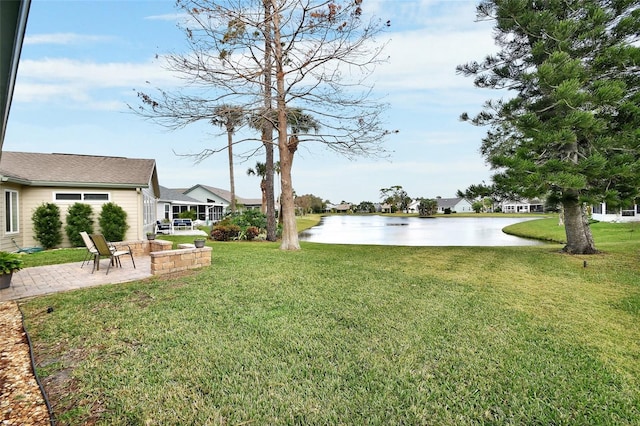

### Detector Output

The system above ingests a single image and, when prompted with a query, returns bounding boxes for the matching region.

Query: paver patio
[0,255,151,301]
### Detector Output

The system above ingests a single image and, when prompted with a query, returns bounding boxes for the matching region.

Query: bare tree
[133,0,394,250]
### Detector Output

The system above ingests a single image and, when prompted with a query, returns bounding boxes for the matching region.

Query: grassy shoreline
[17,216,640,424]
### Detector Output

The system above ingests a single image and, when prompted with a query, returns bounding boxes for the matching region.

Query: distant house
[333,203,352,213]
[157,185,213,223]
[501,199,544,213]
[436,197,473,214]
[182,184,261,222]
[379,203,392,213]
[591,202,640,223]
[407,199,420,213]
[0,151,160,250]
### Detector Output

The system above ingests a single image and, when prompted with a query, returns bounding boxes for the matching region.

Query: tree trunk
[260,179,267,214]
[227,130,236,213]
[562,196,597,254]
[272,2,300,250]
[264,126,276,241]
[263,0,277,242]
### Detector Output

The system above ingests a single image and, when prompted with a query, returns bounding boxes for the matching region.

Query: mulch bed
[0,301,50,425]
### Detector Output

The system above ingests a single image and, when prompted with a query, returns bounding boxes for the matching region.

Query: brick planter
[115,239,212,276]
[150,244,212,276]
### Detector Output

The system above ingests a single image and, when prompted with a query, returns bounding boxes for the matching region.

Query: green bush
[32,203,63,249]
[65,203,94,247]
[99,203,129,242]
[228,209,267,230]
[178,210,197,220]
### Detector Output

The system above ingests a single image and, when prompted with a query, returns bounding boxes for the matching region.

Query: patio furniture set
[80,231,135,275]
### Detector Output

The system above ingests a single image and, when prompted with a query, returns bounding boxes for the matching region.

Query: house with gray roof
[436,197,473,214]
[183,184,262,221]
[157,185,213,223]
[0,151,160,250]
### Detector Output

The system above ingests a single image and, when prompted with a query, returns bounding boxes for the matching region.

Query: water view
[299,215,546,246]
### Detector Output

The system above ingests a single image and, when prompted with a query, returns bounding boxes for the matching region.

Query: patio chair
[11,238,43,254]
[155,220,172,234]
[79,231,116,268]
[79,231,98,268]
[89,233,136,275]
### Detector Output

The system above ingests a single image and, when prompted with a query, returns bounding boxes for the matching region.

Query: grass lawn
[18,216,640,425]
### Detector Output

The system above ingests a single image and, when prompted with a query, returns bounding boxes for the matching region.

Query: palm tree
[247,161,280,214]
[211,105,245,213]
[286,108,320,154]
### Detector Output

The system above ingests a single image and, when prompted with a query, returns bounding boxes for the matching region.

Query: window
[5,190,19,233]
[143,190,156,229]
[55,192,109,202]
[622,203,635,217]
[605,205,619,215]
[55,193,81,201]
[592,204,602,214]
[83,193,109,201]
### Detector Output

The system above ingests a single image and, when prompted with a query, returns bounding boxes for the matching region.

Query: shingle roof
[437,197,464,208]
[158,185,203,203]
[188,184,261,205]
[0,151,156,187]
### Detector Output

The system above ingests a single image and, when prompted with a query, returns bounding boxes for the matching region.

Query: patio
[0,255,151,302]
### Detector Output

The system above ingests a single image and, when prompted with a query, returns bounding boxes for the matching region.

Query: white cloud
[24,33,115,45]
[13,57,182,109]
[144,13,184,22]
[373,27,496,91]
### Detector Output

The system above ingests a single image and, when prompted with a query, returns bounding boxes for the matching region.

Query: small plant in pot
[0,251,24,289]
[146,232,156,240]
[194,238,206,248]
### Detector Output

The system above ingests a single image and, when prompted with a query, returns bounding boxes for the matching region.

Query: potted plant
[194,238,206,248]
[0,251,24,289]
[146,232,156,240]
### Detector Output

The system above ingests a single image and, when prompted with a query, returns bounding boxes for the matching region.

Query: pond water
[299,215,546,246]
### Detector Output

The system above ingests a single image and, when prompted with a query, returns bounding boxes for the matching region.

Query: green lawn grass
[18,217,640,425]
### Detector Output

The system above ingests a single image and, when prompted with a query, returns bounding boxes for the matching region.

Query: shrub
[99,203,129,242]
[245,226,259,241]
[65,203,94,247]
[211,224,241,241]
[229,209,267,229]
[32,203,63,249]
[178,209,197,220]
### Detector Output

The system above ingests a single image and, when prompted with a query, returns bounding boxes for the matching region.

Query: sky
[5,0,501,204]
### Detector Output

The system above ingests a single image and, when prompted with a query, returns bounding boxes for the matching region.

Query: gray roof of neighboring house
[0,151,158,189]
[186,184,261,206]
[437,197,465,208]
[158,185,204,204]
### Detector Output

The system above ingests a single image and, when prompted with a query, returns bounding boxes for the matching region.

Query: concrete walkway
[0,255,152,301]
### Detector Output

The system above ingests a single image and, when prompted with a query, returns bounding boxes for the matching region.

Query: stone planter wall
[116,239,211,276]
[150,244,212,275]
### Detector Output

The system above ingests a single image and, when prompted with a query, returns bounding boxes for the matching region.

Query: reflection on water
[299,215,546,246]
